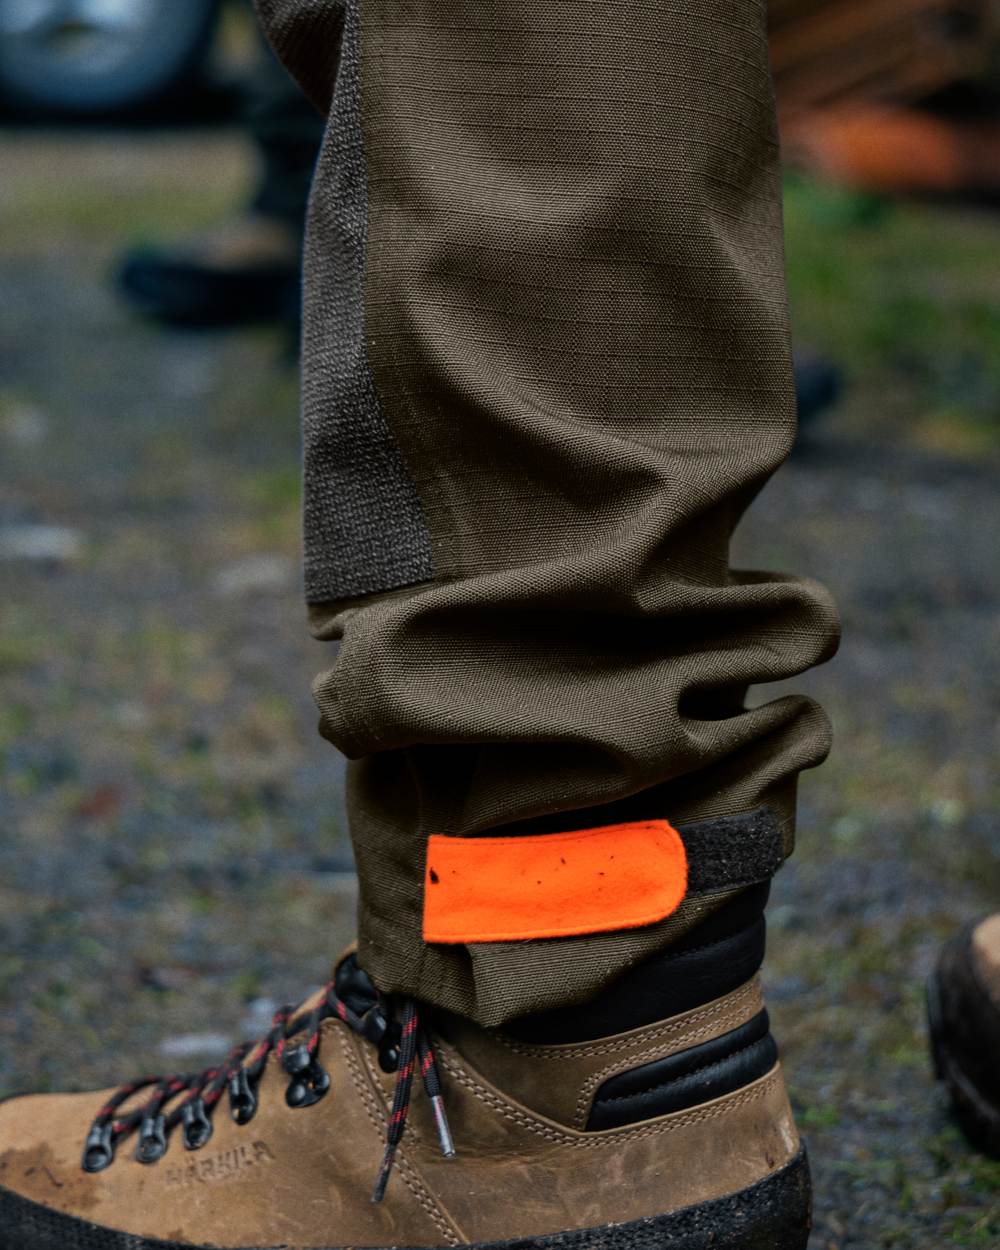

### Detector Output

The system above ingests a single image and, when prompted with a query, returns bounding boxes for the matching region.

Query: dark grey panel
[299,0,434,604]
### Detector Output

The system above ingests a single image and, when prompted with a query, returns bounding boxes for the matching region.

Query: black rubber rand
[0,1149,811,1250]
[587,1010,778,1131]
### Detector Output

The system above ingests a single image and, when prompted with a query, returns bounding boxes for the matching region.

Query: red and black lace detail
[81,956,454,1201]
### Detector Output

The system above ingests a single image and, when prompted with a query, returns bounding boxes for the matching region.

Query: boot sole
[0,1147,810,1250]
[927,972,1000,1158]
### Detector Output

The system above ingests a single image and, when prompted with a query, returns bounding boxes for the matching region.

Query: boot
[116,212,301,328]
[0,889,810,1249]
[928,913,1000,1157]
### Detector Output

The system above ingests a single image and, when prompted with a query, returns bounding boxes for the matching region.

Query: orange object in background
[769,0,1000,195]
[782,107,1000,195]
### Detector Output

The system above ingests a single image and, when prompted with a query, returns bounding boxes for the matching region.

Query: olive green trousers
[255,0,840,1025]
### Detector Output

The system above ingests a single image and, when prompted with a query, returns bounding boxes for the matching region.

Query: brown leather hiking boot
[928,913,1000,1157]
[0,896,810,1250]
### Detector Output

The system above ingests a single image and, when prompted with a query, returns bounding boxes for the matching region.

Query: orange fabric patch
[422,820,688,944]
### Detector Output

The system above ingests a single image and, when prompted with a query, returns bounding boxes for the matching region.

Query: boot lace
[81,955,454,1202]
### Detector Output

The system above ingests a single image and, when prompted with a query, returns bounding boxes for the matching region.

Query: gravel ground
[1,129,998,1248]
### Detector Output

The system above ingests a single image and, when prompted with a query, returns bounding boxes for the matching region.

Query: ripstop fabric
[254,0,841,1024]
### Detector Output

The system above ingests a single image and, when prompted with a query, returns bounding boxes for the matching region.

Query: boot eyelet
[135,1114,168,1165]
[282,1045,330,1109]
[229,1068,258,1125]
[360,1006,389,1046]
[376,1017,402,1072]
[82,1122,115,1173]
[378,1043,400,1073]
[182,1098,214,1150]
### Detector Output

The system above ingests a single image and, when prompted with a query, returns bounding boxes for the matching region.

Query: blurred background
[1,2,998,1245]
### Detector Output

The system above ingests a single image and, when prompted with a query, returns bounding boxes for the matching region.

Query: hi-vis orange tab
[422,820,688,944]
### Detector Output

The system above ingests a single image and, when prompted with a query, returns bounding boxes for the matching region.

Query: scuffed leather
[440,976,766,1129]
[971,914,1000,1008]
[0,975,798,1247]
[0,1028,459,1248]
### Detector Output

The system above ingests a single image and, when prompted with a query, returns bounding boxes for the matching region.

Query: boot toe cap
[0,1089,114,1210]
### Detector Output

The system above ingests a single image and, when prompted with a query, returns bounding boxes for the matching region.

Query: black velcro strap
[679,807,785,895]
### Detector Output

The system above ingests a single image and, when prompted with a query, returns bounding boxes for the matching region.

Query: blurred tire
[0,0,221,119]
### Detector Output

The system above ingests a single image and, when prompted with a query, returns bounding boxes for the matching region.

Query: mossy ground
[1,130,998,1246]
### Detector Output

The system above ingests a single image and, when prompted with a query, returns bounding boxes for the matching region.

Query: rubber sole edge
[0,1148,810,1250]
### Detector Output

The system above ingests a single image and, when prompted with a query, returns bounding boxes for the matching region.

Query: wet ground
[1,130,998,1247]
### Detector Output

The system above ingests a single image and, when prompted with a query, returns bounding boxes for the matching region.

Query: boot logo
[164,1140,275,1188]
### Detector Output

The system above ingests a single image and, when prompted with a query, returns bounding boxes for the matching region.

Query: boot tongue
[335,952,380,1017]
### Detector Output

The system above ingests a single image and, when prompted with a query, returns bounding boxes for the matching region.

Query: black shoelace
[81,956,454,1202]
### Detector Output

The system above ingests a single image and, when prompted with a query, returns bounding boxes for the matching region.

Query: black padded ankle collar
[586,1009,778,1129]
[506,881,770,1044]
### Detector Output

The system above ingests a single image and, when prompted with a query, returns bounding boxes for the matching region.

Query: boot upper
[0,974,798,1248]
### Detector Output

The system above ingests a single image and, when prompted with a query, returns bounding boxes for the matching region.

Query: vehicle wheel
[0,0,222,119]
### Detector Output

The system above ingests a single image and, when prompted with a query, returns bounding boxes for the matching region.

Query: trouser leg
[256,0,840,1025]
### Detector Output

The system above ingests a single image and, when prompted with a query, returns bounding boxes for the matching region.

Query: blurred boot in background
[928,914,1000,1157]
[793,351,843,434]
[116,26,323,328]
